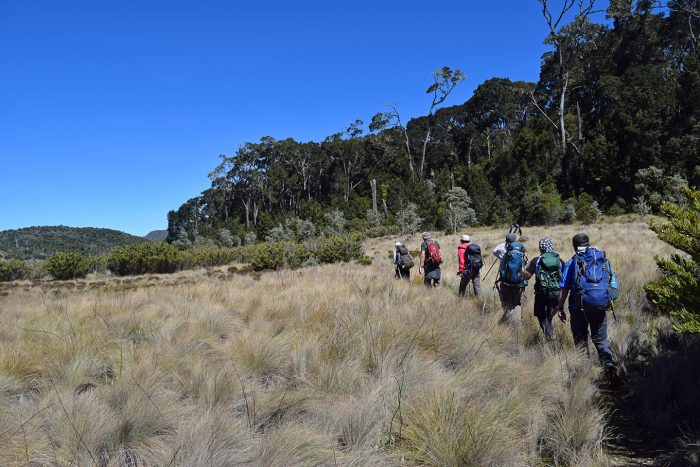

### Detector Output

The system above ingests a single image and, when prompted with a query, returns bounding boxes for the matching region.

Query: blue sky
[0,1,606,236]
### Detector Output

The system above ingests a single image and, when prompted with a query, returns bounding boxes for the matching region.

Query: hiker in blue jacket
[557,233,618,372]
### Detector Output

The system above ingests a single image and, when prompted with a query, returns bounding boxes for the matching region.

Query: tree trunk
[243,199,251,228]
[420,128,431,177]
[402,127,414,176]
[467,136,473,168]
[560,74,567,157]
[370,179,378,213]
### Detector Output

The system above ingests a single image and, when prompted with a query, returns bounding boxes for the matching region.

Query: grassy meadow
[0,221,678,465]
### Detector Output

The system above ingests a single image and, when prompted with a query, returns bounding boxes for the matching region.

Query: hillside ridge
[0,225,146,260]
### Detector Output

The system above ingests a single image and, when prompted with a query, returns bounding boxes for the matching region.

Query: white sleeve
[492,243,506,259]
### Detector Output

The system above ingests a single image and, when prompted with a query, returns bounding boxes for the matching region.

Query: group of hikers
[392,229,619,374]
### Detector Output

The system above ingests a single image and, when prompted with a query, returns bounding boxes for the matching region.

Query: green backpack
[535,252,562,299]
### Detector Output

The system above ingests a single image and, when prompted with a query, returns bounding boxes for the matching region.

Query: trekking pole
[481,258,499,281]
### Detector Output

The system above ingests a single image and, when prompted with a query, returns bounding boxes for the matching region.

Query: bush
[522,187,563,225]
[249,242,286,271]
[396,203,423,235]
[105,243,182,276]
[44,252,93,280]
[317,234,363,264]
[366,225,400,238]
[0,259,31,281]
[575,194,601,224]
[645,187,700,333]
[180,246,238,269]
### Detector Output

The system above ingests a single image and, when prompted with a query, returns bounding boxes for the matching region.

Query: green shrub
[105,243,182,276]
[282,242,310,269]
[249,242,286,271]
[366,225,400,238]
[44,252,93,280]
[522,186,563,225]
[575,194,601,224]
[317,234,363,264]
[180,246,237,269]
[645,186,700,333]
[0,259,31,282]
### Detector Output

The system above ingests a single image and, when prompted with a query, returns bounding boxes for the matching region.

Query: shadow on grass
[604,326,700,466]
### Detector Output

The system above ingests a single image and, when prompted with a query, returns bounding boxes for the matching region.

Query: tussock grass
[0,222,670,465]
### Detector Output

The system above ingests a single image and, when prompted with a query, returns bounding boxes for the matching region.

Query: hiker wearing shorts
[492,232,526,324]
[523,237,564,340]
[419,232,442,288]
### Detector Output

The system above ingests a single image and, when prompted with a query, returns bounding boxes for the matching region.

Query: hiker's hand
[558,308,567,322]
[418,267,423,275]
[457,271,462,276]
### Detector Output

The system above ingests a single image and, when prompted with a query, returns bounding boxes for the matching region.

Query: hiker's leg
[404,269,410,280]
[569,310,590,356]
[395,267,400,279]
[586,306,614,367]
[458,273,468,296]
[424,274,431,287]
[542,297,557,340]
[500,287,521,325]
[510,288,523,325]
[498,286,510,311]
[432,269,441,288]
[472,275,482,298]
[534,294,552,339]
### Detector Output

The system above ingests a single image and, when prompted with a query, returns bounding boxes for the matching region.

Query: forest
[167,0,700,246]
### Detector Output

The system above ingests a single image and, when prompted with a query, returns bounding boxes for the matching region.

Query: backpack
[397,245,414,269]
[535,252,562,299]
[465,243,483,276]
[499,242,527,285]
[573,247,618,308]
[426,241,441,266]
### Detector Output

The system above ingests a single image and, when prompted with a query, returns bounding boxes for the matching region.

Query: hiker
[557,233,619,372]
[492,232,527,324]
[393,242,413,280]
[419,232,442,288]
[523,237,564,340]
[457,234,483,298]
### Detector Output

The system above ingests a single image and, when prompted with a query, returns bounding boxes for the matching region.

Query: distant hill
[144,230,168,243]
[0,226,146,260]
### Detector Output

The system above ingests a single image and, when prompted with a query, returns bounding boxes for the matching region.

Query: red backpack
[426,241,441,266]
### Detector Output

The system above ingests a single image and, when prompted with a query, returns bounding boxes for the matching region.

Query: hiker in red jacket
[457,234,483,298]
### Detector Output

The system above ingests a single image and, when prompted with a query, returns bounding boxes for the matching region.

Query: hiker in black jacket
[523,237,564,340]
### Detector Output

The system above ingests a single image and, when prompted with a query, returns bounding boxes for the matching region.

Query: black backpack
[465,244,483,276]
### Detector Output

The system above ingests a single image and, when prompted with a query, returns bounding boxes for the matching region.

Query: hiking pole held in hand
[481,257,499,281]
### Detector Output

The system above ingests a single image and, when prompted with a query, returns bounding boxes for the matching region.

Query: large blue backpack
[573,247,619,307]
[499,242,527,285]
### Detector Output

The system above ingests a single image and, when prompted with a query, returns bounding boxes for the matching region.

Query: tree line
[167,0,700,246]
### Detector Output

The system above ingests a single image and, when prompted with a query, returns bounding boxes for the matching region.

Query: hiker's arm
[557,289,569,321]
[419,251,425,274]
[523,270,533,280]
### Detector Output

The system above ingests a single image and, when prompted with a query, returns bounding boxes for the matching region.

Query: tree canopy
[168,1,699,244]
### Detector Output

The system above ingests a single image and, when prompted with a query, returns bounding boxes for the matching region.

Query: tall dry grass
[0,222,672,465]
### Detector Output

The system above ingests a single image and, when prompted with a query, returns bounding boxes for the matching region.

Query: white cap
[461,234,470,242]
[395,242,401,247]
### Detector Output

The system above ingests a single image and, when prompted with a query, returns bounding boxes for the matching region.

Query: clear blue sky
[0,1,606,236]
